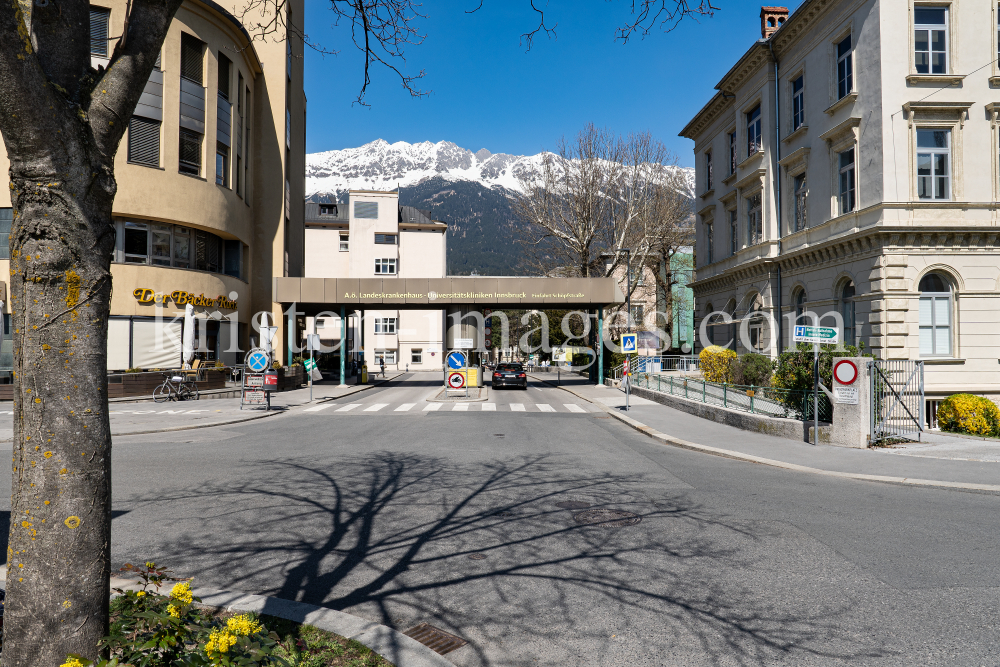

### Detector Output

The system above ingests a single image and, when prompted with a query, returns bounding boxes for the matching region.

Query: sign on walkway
[246,349,269,372]
[793,326,839,344]
[621,333,637,353]
[447,351,467,369]
[448,372,466,389]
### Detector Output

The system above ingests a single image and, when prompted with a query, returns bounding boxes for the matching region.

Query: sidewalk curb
[0,570,454,667]
[531,376,1000,495]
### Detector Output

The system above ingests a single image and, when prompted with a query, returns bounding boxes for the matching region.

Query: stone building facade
[680,0,1000,408]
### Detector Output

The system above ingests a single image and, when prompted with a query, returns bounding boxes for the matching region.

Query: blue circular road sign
[447,351,466,369]
[247,350,269,372]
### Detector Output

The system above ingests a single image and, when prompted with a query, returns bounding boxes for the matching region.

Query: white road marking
[536,404,556,412]
[364,403,388,412]
[564,404,586,413]
[423,403,442,411]
[481,403,496,411]
[304,404,334,412]
[336,403,361,412]
[394,403,416,412]
[510,403,525,412]
[453,403,470,411]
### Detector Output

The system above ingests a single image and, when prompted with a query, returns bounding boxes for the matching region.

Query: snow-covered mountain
[305,139,695,200]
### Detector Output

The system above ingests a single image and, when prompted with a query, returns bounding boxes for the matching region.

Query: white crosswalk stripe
[364,403,388,412]
[564,404,586,413]
[510,403,526,412]
[423,403,442,411]
[335,403,361,412]
[536,404,555,412]
[394,403,416,412]
[481,403,496,411]
[452,403,470,411]
[304,403,334,412]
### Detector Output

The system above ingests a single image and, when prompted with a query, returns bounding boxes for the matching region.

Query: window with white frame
[838,148,856,214]
[729,132,738,174]
[793,173,808,231]
[919,273,951,356]
[746,194,762,246]
[837,34,853,100]
[792,75,805,130]
[914,7,947,75]
[374,349,397,365]
[375,258,396,274]
[374,317,397,334]
[706,221,714,264]
[705,151,713,190]
[729,209,738,255]
[916,128,950,200]
[746,106,762,157]
[411,348,422,364]
[339,233,349,252]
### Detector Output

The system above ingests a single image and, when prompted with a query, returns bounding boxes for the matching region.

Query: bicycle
[152,373,200,403]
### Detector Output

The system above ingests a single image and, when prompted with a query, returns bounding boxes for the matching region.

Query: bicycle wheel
[152,383,171,403]
[185,383,200,401]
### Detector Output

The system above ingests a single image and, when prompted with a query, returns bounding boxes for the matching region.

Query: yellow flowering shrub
[170,581,193,604]
[228,613,264,636]
[60,659,86,667]
[205,628,238,654]
[937,393,1000,437]
[699,346,736,384]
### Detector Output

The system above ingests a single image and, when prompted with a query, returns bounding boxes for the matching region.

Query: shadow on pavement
[123,454,890,666]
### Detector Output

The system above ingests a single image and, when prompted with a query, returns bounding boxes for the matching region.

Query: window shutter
[90,8,110,57]
[128,117,160,167]
[180,34,204,84]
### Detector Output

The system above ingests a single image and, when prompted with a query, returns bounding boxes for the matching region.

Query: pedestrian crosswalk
[304,401,594,414]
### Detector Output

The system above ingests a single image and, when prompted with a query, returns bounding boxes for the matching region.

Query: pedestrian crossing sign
[621,333,637,353]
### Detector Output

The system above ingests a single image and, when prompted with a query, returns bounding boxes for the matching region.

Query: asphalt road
[4,372,999,665]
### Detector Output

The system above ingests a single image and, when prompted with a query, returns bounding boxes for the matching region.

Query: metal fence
[610,355,700,379]
[629,372,832,422]
[870,359,924,443]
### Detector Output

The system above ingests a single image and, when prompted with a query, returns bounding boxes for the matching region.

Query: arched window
[841,282,856,346]
[794,289,808,324]
[919,273,951,356]
[747,294,764,351]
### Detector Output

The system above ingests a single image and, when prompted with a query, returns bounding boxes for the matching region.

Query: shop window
[173,226,191,268]
[150,224,171,266]
[124,222,149,264]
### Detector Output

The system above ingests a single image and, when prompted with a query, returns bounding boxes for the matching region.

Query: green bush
[730,352,773,386]
[772,342,867,393]
[937,394,1000,437]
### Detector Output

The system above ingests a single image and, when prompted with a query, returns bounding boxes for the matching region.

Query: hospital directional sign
[794,325,839,344]
[246,349,269,372]
[447,351,467,369]
[621,333,637,353]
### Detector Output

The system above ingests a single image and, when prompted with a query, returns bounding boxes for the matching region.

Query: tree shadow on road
[121,453,893,666]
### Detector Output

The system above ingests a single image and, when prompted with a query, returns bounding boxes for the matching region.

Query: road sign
[447,351,467,369]
[261,326,278,348]
[242,389,266,405]
[484,339,492,348]
[794,325,839,344]
[621,333,637,353]
[834,359,858,385]
[834,386,859,404]
[244,373,264,388]
[246,349,269,372]
[455,338,474,349]
[306,334,321,351]
[304,358,317,372]
[484,326,492,337]
[448,372,466,389]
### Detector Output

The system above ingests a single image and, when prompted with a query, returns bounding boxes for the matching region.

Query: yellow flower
[60,659,86,667]
[226,613,263,636]
[167,604,180,618]
[170,581,193,604]
[135,591,146,598]
[204,628,237,654]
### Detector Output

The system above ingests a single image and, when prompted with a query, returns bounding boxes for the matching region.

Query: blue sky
[304,1,805,166]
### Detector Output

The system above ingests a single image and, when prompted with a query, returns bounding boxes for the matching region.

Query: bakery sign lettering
[133,288,238,311]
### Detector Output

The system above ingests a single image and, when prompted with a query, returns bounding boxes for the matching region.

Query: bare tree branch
[616,0,720,43]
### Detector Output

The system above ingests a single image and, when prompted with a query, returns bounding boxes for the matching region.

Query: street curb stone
[531,375,1000,494]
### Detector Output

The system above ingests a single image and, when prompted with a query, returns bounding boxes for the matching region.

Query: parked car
[492,363,527,390]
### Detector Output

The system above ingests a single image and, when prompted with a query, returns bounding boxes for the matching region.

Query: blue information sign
[247,350,269,372]
[447,351,466,369]
[621,333,637,353]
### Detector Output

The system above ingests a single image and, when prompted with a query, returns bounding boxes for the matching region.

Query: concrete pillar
[830,357,870,448]
[339,305,346,387]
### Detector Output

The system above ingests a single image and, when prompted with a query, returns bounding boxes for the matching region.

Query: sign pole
[813,342,819,446]
[309,346,314,402]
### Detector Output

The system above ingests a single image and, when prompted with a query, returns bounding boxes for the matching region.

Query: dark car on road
[492,363,527,390]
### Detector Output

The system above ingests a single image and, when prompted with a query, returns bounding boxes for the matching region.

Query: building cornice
[679,92,732,140]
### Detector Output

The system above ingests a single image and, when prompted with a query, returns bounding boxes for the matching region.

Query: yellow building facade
[0,0,305,371]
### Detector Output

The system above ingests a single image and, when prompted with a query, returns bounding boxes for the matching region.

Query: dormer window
[319,204,338,216]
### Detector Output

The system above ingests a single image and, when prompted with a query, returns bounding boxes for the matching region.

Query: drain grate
[467,552,487,560]
[555,501,591,510]
[403,623,468,655]
[573,509,641,528]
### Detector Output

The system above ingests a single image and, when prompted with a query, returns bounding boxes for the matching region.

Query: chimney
[760,6,789,39]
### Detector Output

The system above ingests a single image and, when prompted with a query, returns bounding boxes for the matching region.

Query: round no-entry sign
[448,372,466,389]
[834,359,858,385]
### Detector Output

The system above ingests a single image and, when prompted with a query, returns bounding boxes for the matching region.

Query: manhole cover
[573,509,641,527]
[467,553,487,560]
[555,501,591,509]
[403,623,468,655]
